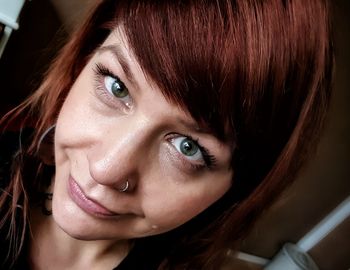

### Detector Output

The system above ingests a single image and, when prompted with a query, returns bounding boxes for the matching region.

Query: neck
[28,206,131,270]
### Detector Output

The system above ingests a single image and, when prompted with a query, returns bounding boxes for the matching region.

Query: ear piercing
[118,180,129,192]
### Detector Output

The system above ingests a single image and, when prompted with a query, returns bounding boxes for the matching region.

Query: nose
[87,116,154,191]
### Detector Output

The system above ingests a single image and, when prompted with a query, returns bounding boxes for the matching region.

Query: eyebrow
[97,44,140,90]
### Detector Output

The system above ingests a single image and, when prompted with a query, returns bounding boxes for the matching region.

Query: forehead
[97,26,233,144]
[101,29,153,88]
[93,30,202,133]
[97,29,216,134]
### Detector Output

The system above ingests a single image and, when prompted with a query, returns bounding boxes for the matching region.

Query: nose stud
[118,180,129,192]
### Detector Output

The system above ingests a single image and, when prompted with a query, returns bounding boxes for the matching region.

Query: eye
[104,75,129,99]
[171,136,203,161]
[168,135,217,171]
[93,63,133,109]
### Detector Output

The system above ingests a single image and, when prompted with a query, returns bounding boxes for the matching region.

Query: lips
[68,175,118,217]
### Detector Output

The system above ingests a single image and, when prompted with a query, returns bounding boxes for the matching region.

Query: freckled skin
[52,29,233,243]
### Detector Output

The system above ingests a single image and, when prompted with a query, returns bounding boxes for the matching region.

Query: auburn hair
[0,0,334,269]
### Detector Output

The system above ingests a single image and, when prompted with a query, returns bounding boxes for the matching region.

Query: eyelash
[93,63,130,108]
[94,63,115,79]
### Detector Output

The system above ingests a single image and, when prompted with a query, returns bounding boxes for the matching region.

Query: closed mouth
[67,175,120,218]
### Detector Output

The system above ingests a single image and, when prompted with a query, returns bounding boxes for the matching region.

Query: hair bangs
[116,1,237,142]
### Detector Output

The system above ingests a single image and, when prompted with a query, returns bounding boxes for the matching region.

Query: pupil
[180,139,198,156]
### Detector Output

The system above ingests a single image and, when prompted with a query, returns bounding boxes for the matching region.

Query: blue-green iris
[180,138,199,156]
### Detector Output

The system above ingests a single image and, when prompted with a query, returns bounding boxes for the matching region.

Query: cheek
[56,85,91,133]
[54,74,100,154]
[141,176,231,233]
[56,60,101,129]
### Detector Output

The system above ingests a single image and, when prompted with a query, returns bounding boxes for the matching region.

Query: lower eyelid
[94,77,117,105]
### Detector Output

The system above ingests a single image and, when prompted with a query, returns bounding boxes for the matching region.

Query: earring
[41,192,53,216]
[36,124,56,165]
[118,180,129,192]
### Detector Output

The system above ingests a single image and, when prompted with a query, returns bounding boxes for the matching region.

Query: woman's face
[52,29,233,241]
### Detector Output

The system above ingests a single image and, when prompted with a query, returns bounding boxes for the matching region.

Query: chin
[52,212,108,241]
[51,197,96,239]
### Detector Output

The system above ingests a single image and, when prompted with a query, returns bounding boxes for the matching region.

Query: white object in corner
[0,25,12,57]
[297,196,350,252]
[0,0,25,29]
[265,243,319,270]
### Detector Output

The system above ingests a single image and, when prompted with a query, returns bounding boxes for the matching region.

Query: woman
[0,0,334,269]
